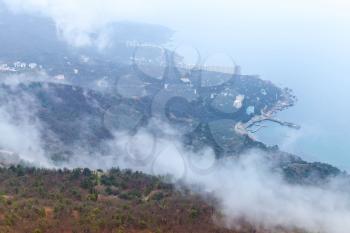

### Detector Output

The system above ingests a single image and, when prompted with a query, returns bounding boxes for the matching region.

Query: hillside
[0,165,308,233]
[0,6,348,233]
[0,81,341,184]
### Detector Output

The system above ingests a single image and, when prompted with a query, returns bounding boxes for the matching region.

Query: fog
[1,0,350,232]
[0,89,51,167]
[2,0,350,170]
[1,93,350,232]
[108,122,350,233]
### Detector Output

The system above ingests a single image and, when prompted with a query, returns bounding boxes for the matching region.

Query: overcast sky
[2,0,350,170]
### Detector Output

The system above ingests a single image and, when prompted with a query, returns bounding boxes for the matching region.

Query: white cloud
[1,1,350,231]
[0,80,349,232]
[65,121,350,233]
[3,0,350,47]
[0,91,52,167]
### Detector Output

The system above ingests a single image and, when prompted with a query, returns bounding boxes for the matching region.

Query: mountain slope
[0,165,309,233]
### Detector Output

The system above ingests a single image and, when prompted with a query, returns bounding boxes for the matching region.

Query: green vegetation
[0,165,309,233]
[0,165,235,233]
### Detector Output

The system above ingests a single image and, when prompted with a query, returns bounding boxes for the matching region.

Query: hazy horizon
[2,0,350,170]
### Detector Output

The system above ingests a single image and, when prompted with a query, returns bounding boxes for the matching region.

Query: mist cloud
[74,121,350,233]
[3,0,350,48]
[106,124,350,233]
[0,89,52,167]
[1,1,350,231]
[40,117,350,233]
[0,81,349,232]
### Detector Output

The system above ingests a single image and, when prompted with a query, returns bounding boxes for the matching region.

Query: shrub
[80,178,94,190]
[189,207,200,219]
[87,193,98,202]
[101,175,114,186]
[82,168,92,177]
